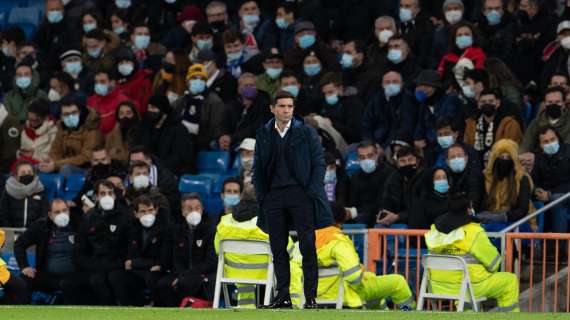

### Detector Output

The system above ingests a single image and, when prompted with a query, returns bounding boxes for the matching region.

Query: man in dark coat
[253,90,333,309]
[446,143,484,211]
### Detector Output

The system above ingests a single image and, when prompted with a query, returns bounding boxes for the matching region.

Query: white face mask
[53,212,70,228]
[445,10,463,24]
[378,29,394,43]
[48,88,61,102]
[133,175,150,190]
[167,91,180,105]
[99,195,115,211]
[139,214,156,228]
[186,211,202,226]
[561,36,570,50]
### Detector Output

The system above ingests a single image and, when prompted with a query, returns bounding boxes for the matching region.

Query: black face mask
[481,104,496,117]
[144,111,162,125]
[119,117,137,128]
[494,158,514,180]
[92,163,111,178]
[162,62,176,74]
[399,164,417,179]
[20,174,34,185]
[545,104,562,119]
[209,20,226,32]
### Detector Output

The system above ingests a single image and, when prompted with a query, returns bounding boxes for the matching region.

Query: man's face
[295,30,316,44]
[97,184,115,200]
[382,71,402,87]
[519,0,538,18]
[478,94,500,109]
[182,199,203,215]
[447,146,467,162]
[27,112,44,129]
[375,19,394,35]
[239,1,259,17]
[49,200,69,221]
[357,146,377,161]
[135,203,156,219]
[222,182,241,197]
[276,7,294,23]
[400,0,419,16]
[16,66,32,79]
[238,75,257,92]
[132,27,150,38]
[131,166,149,179]
[95,73,111,86]
[91,150,110,166]
[85,38,103,52]
[118,105,134,120]
[397,154,417,168]
[263,58,283,70]
[207,5,228,24]
[388,39,408,57]
[550,76,568,89]
[130,152,151,166]
[280,76,299,88]
[436,126,458,139]
[539,129,558,148]
[46,0,63,13]
[545,92,564,106]
[484,0,503,14]
[60,105,80,121]
[271,97,295,123]
[416,84,435,97]
[107,176,125,193]
[224,40,244,55]
[342,41,363,66]
[322,83,341,99]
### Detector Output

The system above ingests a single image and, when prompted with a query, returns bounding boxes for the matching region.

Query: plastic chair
[213,240,274,308]
[417,254,486,312]
[197,151,231,174]
[61,174,85,200]
[314,266,344,309]
[37,173,63,201]
[179,175,213,198]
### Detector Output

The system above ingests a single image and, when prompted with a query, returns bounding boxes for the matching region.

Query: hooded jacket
[0,176,48,228]
[116,68,153,111]
[87,87,140,135]
[520,110,570,153]
[20,118,58,162]
[3,70,47,122]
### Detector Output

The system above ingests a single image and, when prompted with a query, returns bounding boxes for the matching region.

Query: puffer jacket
[0,176,48,228]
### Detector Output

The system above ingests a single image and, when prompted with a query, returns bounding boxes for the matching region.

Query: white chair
[417,254,486,312]
[315,266,344,309]
[213,239,274,308]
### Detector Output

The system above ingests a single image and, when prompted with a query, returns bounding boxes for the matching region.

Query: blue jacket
[414,92,464,145]
[253,116,333,232]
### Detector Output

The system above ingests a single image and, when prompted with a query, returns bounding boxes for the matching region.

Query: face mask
[359,159,377,174]
[545,103,563,119]
[186,211,202,226]
[139,214,156,228]
[561,37,570,50]
[196,39,213,50]
[100,195,115,211]
[223,194,241,207]
[133,175,150,190]
[543,141,560,155]
[241,157,254,170]
[144,111,162,125]
[242,14,260,28]
[415,90,428,102]
[47,10,64,24]
[400,164,417,179]
[118,63,134,76]
[387,49,404,63]
[54,213,70,228]
[114,25,126,35]
[20,174,34,185]
[282,85,299,97]
[486,10,502,25]
[276,18,289,29]
[189,79,206,95]
[445,10,463,24]
[456,35,473,49]
[47,88,61,102]
[134,35,151,50]
[494,158,513,180]
[265,67,283,79]
[95,83,109,96]
[83,23,97,33]
[399,8,413,22]
[298,34,316,49]
[462,85,475,98]
[210,21,226,31]
[119,117,137,129]
[434,179,449,193]
[449,157,466,173]
[378,30,394,43]
[304,63,321,76]
[1,45,10,57]
[227,51,243,63]
[92,163,111,177]
[164,0,176,3]
[63,114,80,128]
[384,83,401,98]
[325,93,339,106]
[437,135,455,149]
[324,170,336,183]
[116,0,131,9]
[240,86,258,99]
[167,91,180,105]
[88,47,102,58]
[481,104,496,117]
[16,76,32,89]
[340,53,354,68]
[65,61,82,74]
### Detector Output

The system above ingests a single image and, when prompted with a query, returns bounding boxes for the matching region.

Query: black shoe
[304,298,318,309]
[259,297,293,309]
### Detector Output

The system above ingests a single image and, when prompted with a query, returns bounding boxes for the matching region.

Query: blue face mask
[88,47,102,58]
[16,76,32,89]
[227,51,243,63]
[434,179,449,194]
[63,114,80,128]
[134,35,151,49]
[116,0,131,9]
[83,23,97,33]
[340,53,354,69]
[118,63,134,76]
[114,26,126,35]
[449,157,466,173]
[486,10,502,25]
[324,170,337,183]
[223,194,241,207]
[275,18,289,29]
[325,93,339,106]
[298,34,316,49]
[415,90,428,102]
[65,61,82,74]
[47,10,64,24]
[196,39,213,50]
[265,67,283,79]
[462,85,475,98]
[437,135,455,149]
[384,83,401,98]
[359,159,376,174]
[95,83,109,96]
[543,141,560,155]
[242,14,260,27]
[303,63,321,76]
[399,8,413,22]
[189,79,206,95]
[456,35,473,49]
[282,85,299,97]
[387,49,403,63]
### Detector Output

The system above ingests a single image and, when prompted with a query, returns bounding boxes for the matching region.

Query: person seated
[114,48,153,109]
[125,161,171,216]
[14,199,80,304]
[219,177,243,219]
[367,16,398,68]
[0,160,48,228]
[187,22,215,64]
[105,101,143,162]
[18,98,58,164]
[82,29,119,74]
[384,36,421,90]
[430,117,481,170]
[222,28,263,79]
[195,49,237,104]
[151,49,190,104]
[3,62,47,122]
[315,202,414,310]
[59,48,94,96]
[237,138,256,190]
[340,38,382,100]
[0,229,28,305]
[408,168,451,230]
[446,144,484,211]
[236,0,273,54]
[128,23,166,72]
[324,152,349,207]
[109,196,172,306]
[284,21,339,75]
[155,193,217,307]
[256,51,284,97]
[425,193,519,312]
[278,70,319,116]
[300,52,327,107]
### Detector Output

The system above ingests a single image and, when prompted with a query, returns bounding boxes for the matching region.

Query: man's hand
[150,265,161,272]
[125,260,133,271]
[377,210,399,226]
[218,135,231,150]
[171,278,179,288]
[535,188,550,202]
[414,140,427,149]
[22,267,36,279]
[519,152,535,172]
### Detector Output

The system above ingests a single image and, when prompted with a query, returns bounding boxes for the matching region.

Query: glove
[475,211,508,223]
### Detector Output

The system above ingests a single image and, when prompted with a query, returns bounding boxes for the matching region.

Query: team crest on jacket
[110,225,117,233]
[196,239,203,247]
[152,237,157,244]
[68,235,75,244]
[7,127,19,138]
[189,105,196,115]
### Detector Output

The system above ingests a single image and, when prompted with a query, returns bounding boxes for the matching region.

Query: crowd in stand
[0,0,570,307]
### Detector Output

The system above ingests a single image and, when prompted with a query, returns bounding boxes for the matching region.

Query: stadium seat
[344,151,359,177]
[37,173,63,201]
[205,197,224,216]
[179,175,213,199]
[197,151,230,174]
[61,174,85,201]
[225,155,241,176]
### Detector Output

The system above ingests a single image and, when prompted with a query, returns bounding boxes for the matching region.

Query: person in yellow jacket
[0,228,28,304]
[425,193,519,312]
[214,197,302,308]
[314,203,415,309]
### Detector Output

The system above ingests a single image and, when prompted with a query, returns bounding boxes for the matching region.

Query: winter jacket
[414,92,464,145]
[3,70,47,122]
[81,31,120,74]
[532,143,570,195]
[381,168,426,224]
[223,91,273,146]
[104,123,143,163]
[0,105,21,172]
[320,96,364,144]
[464,116,523,148]
[0,176,48,228]
[437,47,486,83]
[116,69,153,112]
[520,111,570,153]
[209,69,238,104]
[171,214,217,276]
[87,88,140,135]
[284,38,340,75]
[448,160,484,211]
[399,11,434,68]
[127,210,173,271]
[479,13,515,62]
[20,119,58,162]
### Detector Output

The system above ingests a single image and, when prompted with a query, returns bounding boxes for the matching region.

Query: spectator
[105,101,143,162]
[125,161,170,215]
[279,70,318,116]
[42,97,101,176]
[484,57,524,111]
[284,21,340,74]
[82,29,119,74]
[362,71,417,148]
[464,89,523,162]
[431,0,466,69]
[141,0,180,41]
[430,117,481,169]
[151,49,191,104]
[398,0,434,68]
[479,0,515,63]
[19,99,57,163]
[128,23,166,72]
[0,161,48,228]
[367,16,397,68]
[385,36,421,90]
[47,71,88,119]
[324,152,348,206]
[531,126,570,233]
[206,1,230,36]
[14,199,80,304]
[17,41,50,90]
[219,177,243,217]
[3,62,47,123]
[140,95,194,175]
[161,5,203,50]
[256,52,284,97]
[115,48,153,111]
[319,72,364,144]
[188,22,215,64]
[0,103,21,173]
[549,73,569,91]
[172,63,225,151]
[408,168,450,229]
[446,143,484,211]
[0,228,28,304]
[109,9,131,44]
[59,48,94,95]
[237,138,256,190]
[0,27,25,93]
[222,28,263,79]
[540,20,570,90]
[80,10,105,38]
[196,49,237,104]
[236,0,272,54]
[155,193,217,307]
[270,3,297,54]
[221,72,272,151]
[341,38,382,100]
[462,68,490,118]
[300,52,326,106]
[345,141,395,227]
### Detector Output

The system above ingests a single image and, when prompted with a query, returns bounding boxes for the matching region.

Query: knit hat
[148,94,173,115]
[59,48,82,61]
[177,5,205,23]
[557,20,570,34]
[186,64,207,81]
[414,70,442,88]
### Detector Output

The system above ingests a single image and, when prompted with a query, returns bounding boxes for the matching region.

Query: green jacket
[255,73,280,98]
[520,111,570,153]
[3,70,47,123]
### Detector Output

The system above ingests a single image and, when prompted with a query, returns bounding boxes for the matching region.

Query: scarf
[324,181,336,202]
[5,176,44,200]
[473,116,494,159]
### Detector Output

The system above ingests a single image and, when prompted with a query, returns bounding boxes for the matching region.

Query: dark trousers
[108,270,164,306]
[21,271,74,304]
[0,275,29,305]
[60,271,115,305]
[264,185,317,299]
[155,272,214,307]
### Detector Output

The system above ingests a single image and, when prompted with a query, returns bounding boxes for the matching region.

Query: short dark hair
[447,143,466,154]
[28,98,51,118]
[479,88,500,100]
[345,38,366,54]
[129,145,152,160]
[181,192,203,204]
[436,117,457,132]
[464,69,489,88]
[222,177,243,193]
[330,201,347,224]
[81,9,103,27]
[94,180,116,194]
[277,2,296,14]
[52,72,75,92]
[222,28,245,44]
[84,29,106,41]
[544,86,565,99]
[396,146,417,159]
[132,23,150,32]
[60,96,79,109]
[133,195,155,211]
[319,72,342,88]
[273,90,295,105]
[1,26,25,45]
[49,198,68,212]
[92,145,107,154]
[537,125,562,143]
[192,21,213,36]
[95,69,115,80]
[279,69,298,82]
[129,160,150,174]
[357,140,376,151]
[550,73,569,83]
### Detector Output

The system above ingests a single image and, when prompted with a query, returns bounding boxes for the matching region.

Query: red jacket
[116,69,153,111]
[437,46,486,76]
[87,88,140,135]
